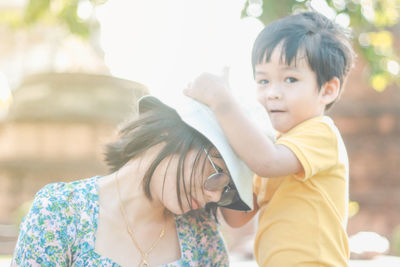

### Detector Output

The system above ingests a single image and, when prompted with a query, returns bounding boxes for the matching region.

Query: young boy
[185,11,354,266]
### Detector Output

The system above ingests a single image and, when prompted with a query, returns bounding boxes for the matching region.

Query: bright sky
[96,0,263,100]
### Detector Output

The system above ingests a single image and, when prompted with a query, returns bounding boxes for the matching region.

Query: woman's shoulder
[26,176,100,226]
[40,176,99,195]
[36,176,99,205]
[175,209,228,266]
[12,177,101,266]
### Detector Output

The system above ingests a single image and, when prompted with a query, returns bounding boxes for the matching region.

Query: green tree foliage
[242,0,400,92]
[0,0,106,38]
[23,0,108,38]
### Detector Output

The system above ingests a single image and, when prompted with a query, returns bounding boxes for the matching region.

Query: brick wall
[329,61,400,251]
[0,122,115,224]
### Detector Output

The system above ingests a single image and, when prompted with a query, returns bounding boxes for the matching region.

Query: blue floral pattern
[12,176,228,266]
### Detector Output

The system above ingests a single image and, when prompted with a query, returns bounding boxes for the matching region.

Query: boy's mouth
[269,109,285,113]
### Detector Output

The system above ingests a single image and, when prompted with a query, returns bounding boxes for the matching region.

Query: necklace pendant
[140,259,149,267]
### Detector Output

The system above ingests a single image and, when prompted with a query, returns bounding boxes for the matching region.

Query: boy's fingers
[183,86,195,98]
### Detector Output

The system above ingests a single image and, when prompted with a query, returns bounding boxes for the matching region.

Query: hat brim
[138,95,254,211]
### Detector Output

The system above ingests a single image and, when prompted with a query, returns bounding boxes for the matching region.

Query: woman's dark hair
[104,97,216,216]
[252,11,355,109]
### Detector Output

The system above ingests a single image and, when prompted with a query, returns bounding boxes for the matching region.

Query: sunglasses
[203,149,239,207]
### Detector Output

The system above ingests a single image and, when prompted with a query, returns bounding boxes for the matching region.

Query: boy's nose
[266,85,281,100]
[268,93,280,100]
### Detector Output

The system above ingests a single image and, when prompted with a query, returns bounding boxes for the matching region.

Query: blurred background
[0,0,399,266]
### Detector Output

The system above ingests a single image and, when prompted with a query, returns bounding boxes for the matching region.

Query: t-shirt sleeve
[11,183,73,266]
[277,120,338,181]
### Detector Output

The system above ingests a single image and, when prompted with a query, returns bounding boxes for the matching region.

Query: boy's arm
[220,194,259,228]
[184,73,302,178]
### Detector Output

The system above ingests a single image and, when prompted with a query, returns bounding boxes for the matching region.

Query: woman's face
[152,147,229,215]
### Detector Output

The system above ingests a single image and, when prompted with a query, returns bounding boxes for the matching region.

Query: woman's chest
[94,210,181,267]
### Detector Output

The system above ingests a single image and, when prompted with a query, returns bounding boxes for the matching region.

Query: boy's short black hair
[252,11,355,109]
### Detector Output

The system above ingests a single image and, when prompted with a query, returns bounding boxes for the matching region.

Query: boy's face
[254,46,326,133]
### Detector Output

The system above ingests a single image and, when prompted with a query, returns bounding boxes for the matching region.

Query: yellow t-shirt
[253,116,349,267]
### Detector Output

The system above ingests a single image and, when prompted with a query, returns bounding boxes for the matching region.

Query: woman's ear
[320,77,340,105]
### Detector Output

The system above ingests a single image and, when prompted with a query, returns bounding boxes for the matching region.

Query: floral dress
[11,176,229,267]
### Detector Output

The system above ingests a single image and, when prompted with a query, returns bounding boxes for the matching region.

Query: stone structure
[0,72,148,253]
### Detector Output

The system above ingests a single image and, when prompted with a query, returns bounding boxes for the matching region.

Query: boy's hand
[184,68,232,110]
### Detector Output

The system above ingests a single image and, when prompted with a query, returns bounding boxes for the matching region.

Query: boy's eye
[257,79,269,85]
[285,77,298,83]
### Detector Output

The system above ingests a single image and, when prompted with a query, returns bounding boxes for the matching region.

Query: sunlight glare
[0,72,12,120]
[358,32,370,47]
[387,60,399,75]
[335,13,350,28]
[77,0,93,20]
[246,0,263,18]
[310,0,336,19]
[349,231,390,254]
[0,73,11,103]
[97,0,259,102]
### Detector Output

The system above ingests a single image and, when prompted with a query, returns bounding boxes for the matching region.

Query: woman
[11,95,256,266]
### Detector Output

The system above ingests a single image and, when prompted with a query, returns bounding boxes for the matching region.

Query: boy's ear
[320,77,340,105]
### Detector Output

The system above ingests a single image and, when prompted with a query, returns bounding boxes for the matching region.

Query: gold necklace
[115,171,166,267]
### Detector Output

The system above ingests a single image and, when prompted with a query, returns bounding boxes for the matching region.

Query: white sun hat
[137,94,275,211]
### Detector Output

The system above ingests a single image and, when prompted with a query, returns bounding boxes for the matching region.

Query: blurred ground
[1,255,400,266]
[230,256,400,267]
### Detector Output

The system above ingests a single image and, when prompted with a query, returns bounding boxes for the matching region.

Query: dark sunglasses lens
[217,189,238,206]
[204,173,230,191]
